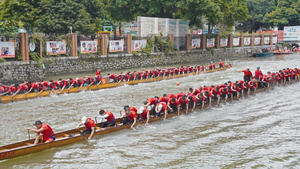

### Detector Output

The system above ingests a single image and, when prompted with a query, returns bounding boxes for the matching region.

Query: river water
[1,54,300,168]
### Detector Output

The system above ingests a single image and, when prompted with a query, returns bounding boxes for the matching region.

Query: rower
[137,106,150,124]
[76,117,95,140]
[144,97,159,115]
[121,105,137,129]
[27,120,55,145]
[155,102,168,119]
[167,97,180,115]
[178,96,189,114]
[236,67,253,82]
[187,94,197,111]
[96,69,101,76]
[96,110,116,129]
[219,60,224,68]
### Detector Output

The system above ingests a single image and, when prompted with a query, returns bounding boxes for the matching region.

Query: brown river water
[0,54,300,168]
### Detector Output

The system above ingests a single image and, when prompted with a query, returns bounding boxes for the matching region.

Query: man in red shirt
[27,120,55,145]
[187,94,197,111]
[237,67,253,82]
[76,117,95,140]
[178,96,189,114]
[155,102,168,119]
[122,106,138,129]
[167,98,180,115]
[218,87,228,103]
[144,97,159,115]
[137,106,150,124]
[96,110,116,129]
[96,69,101,76]
[219,60,224,68]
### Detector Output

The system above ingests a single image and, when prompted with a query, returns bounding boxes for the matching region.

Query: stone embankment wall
[0,47,260,84]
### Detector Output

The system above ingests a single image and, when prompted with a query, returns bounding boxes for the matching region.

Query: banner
[47,41,66,55]
[133,40,147,51]
[220,38,228,47]
[109,40,124,52]
[81,41,97,53]
[0,42,15,58]
[264,37,270,44]
[244,37,251,46]
[233,38,240,46]
[191,39,201,48]
[284,26,300,41]
[254,37,261,45]
[207,39,215,48]
[273,36,278,44]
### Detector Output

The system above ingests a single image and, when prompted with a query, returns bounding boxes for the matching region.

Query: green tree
[263,0,300,28]
[0,0,105,33]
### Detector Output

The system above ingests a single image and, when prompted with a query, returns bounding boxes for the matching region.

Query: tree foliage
[0,0,104,33]
[263,0,300,28]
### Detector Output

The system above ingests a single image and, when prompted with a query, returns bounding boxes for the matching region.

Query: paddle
[28,130,30,140]
[78,129,88,140]
[95,117,97,124]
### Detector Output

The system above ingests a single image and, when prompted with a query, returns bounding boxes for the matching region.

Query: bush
[0,57,5,63]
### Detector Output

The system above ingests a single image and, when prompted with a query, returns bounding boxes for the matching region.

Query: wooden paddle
[95,117,97,124]
[28,130,30,140]
[78,129,88,139]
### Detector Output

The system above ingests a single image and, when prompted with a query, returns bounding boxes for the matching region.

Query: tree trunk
[119,22,122,37]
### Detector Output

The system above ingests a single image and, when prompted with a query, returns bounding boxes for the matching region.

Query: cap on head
[246,67,250,69]
[81,117,87,123]
[138,106,144,114]
[157,104,163,112]
[257,66,260,69]
[33,120,42,126]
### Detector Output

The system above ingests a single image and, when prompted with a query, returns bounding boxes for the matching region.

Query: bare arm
[131,118,137,129]
[88,127,95,140]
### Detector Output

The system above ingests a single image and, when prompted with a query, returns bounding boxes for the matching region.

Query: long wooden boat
[0,67,230,104]
[274,52,293,55]
[0,79,294,161]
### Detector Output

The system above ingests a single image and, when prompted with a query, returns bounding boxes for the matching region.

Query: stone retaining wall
[0,47,260,84]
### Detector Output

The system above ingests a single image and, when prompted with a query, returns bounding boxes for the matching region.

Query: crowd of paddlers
[27,66,300,144]
[0,60,230,97]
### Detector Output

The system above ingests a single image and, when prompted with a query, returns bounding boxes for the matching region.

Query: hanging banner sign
[109,40,124,52]
[191,39,201,48]
[132,40,147,51]
[207,38,215,48]
[273,36,278,44]
[46,41,66,55]
[264,37,270,44]
[233,38,240,46]
[81,41,97,53]
[0,42,15,58]
[220,38,228,47]
[254,37,261,45]
[244,37,250,46]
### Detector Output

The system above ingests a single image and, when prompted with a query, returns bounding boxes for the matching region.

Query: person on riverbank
[76,117,95,140]
[236,67,253,82]
[27,120,55,145]
[96,110,116,129]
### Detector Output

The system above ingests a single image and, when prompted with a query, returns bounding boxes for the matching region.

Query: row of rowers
[27,76,270,144]
[26,66,300,144]
[0,60,230,97]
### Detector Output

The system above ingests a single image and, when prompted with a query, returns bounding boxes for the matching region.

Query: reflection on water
[1,54,300,168]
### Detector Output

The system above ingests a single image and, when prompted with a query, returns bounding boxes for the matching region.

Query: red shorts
[42,135,55,143]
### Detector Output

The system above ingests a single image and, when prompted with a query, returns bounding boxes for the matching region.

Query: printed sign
[244,37,251,46]
[133,40,147,51]
[273,36,278,44]
[0,42,15,58]
[109,40,124,52]
[81,41,97,53]
[207,38,215,48]
[191,39,201,48]
[233,38,240,46]
[47,41,66,55]
[254,37,261,45]
[220,38,228,47]
[264,37,270,44]
[284,26,300,41]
